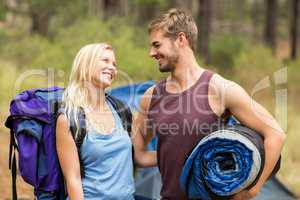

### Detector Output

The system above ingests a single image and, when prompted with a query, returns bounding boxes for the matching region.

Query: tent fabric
[253,176,297,200]
[109,81,155,111]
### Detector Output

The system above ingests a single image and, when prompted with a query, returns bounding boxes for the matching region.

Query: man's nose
[149,47,156,58]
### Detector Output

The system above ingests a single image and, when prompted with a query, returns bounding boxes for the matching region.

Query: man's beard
[159,52,179,73]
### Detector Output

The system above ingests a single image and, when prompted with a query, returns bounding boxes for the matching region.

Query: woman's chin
[100,79,113,88]
[92,77,114,89]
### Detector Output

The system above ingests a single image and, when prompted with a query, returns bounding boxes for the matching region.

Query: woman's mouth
[102,72,112,79]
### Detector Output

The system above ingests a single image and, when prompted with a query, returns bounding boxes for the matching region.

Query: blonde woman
[56,43,155,200]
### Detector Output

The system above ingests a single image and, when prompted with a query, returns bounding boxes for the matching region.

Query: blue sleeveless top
[74,101,135,200]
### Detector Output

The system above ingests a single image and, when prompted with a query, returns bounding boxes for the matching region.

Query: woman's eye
[102,58,109,63]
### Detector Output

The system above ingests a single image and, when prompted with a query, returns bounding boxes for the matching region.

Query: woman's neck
[87,85,107,112]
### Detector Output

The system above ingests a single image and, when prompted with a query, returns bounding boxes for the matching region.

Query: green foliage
[0,28,8,48]
[0,17,162,82]
[233,45,282,86]
[54,17,161,81]
[0,61,19,112]
[22,0,67,14]
[1,33,51,68]
[49,0,89,35]
[286,59,300,104]
[133,0,169,7]
[209,35,249,71]
[0,0,7,20]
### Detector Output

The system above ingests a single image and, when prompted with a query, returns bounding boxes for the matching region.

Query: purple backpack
[5,86,66,199]
[5,86,133,200]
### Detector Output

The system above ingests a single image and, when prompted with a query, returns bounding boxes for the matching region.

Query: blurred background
[0,0,299,199]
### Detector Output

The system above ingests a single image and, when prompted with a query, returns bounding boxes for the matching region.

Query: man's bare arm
[219,78,286,198]
[132,86,157,167]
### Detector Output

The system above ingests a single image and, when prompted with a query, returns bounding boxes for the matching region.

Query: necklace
[85,110,116,134]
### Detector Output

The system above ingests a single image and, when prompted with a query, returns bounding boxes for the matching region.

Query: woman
[56,43,155,200]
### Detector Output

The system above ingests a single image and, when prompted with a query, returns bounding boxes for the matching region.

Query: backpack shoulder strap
[105,94,132,135]
[105,94,135,172]
[9,130,18,200]
[58,96,133,178]
[57,107,86,178]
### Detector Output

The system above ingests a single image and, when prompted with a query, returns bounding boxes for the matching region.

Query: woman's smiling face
[91,49,117,89]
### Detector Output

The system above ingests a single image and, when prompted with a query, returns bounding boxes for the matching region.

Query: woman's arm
[56,114,84,200]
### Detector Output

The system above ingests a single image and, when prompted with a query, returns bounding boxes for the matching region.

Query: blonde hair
[148,8,198,51]
[63,43,112,139]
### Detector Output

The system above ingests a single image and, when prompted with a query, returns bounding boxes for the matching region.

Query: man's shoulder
[144,78,167,95]
[139,85,156,112]
[210,72,250,108]
[144,85,156,96]
[208,72,244,105]
[210,72,236,90]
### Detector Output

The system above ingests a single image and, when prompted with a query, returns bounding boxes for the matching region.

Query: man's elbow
[277,131,286,145]
[270,129,286,147]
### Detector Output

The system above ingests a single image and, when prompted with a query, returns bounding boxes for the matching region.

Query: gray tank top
[148,70,225,200]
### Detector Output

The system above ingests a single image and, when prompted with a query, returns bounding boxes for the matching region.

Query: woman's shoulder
[56,113,70,134]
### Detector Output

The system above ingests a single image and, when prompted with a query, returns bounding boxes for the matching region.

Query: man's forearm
[134,150,157,168]
[250,131,285,193]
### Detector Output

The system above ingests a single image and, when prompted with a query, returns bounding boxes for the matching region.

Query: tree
[132,0,169,25]
[89,0,130,20]
[6,0,69,36]
[290,0,299,60]
[251,0,262,40]
[264,0,277,52]
[174,0,199,16]
[198,0,211,64]
[0,0,8,21]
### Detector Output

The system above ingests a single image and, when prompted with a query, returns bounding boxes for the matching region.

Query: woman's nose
[107,62,116,69]
[107,64,117,74]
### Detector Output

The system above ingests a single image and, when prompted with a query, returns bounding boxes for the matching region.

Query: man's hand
[231,191,252,200]
[231,186,260,200]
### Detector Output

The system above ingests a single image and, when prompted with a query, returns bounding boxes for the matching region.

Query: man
[132,8,285,200]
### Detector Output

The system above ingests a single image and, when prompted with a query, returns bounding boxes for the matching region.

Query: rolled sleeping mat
[179,124,280,200]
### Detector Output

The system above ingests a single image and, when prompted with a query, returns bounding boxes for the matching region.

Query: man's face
[149,30,179,72]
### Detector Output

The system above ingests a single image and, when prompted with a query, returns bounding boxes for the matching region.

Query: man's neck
[168,56,205,92]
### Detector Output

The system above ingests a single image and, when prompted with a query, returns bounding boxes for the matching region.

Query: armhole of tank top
[148,86,156,112]
[148,79,165,111]
[147,83,160,122]
[204,71,222,120]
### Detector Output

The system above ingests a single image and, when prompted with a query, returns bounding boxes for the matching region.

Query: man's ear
[177,32,188,47]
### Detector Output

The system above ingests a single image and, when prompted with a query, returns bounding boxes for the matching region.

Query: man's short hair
[148,8,198,52]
